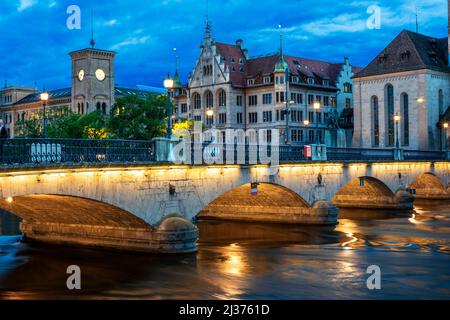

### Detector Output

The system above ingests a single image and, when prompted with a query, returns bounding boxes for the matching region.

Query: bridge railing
[0,138,154,165]
[185,142,306,164]
[0,138,447,166]
[403,150,446,161]
[327,147,395,161]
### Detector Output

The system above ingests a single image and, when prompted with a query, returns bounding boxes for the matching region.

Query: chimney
[236,39,243,48]
[243,49,249,59]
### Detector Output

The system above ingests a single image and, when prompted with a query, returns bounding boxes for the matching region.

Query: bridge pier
[19,216,198,254]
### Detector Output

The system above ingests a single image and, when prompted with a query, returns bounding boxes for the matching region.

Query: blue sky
[0,0,447,90]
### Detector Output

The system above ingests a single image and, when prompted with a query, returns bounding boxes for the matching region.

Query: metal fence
[0,138,447,166]
[0,139,154,165]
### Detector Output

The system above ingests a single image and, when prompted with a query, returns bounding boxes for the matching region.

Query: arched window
[77,102,81,114]
[439,89,444,115]
[192,93,201,109]
[102,103,107,115]
[81,102,84,115]
[204,90,213,108]
[371,96,379,147]
[96,102,101,111]
[218,89,226,107]
[385,84,394,146]
[401,93,409,146]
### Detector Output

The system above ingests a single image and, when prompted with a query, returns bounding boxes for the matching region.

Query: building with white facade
[352,28,450,151]
[173,22,361,146]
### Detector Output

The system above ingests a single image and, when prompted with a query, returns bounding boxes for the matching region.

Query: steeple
[274,24,288,73]
[203,0,213,45]
[90,9,96,48]
[173,48,183,89]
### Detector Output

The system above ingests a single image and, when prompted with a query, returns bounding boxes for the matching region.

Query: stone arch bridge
[0,161,449,253]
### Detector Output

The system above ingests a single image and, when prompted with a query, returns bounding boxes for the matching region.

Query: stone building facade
[352,30,450,151]
[173,23,360,146]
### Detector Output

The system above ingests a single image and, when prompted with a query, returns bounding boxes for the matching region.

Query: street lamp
[206,109,214,127]
[394,113,401,149]
[313,101,321,144]
[164,73,174,139]
[40,88,49,139]
[443,122,449,152]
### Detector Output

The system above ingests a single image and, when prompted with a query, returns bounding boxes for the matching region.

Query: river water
[0,202,449,300]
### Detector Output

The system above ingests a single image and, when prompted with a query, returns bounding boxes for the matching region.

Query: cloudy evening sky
[0,0,447,91]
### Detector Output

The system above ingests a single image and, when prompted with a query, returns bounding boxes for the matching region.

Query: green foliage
[15,94,168,141]
[108,94,166,140]
[15,119,42,138]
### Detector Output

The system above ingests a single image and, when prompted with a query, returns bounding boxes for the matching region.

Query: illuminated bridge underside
[0,195,198,253]
[199,183,338,225]
[410,173,450,200]
[332,177,415,210]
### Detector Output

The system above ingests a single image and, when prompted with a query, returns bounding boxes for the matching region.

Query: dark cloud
[0,0,446,90]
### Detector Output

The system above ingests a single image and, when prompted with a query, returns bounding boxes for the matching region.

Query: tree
[109,94,166,140]
[15,119,42,138]
[46,112,83,138]
[173,119,194,139]
[79,110,109,139]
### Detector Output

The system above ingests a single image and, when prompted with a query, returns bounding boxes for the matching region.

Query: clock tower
[70,48,116,115]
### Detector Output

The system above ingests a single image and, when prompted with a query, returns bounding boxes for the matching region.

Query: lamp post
[444,122,449,152]
[206,109,214,128]
[164,73,174,139]
[394,113,401,149]
[313,101,321,144]
[40,89,49,139]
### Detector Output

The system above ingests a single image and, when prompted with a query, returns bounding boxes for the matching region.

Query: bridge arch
[332,176,414,210]
[0,194,198,253]
[198,182,337,225]
[409,173,450,199]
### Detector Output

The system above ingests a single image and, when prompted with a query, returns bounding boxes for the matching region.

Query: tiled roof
[9,86,162,106]
[214,42,358,87]
[215,42,248,86]
[355,30,449,78]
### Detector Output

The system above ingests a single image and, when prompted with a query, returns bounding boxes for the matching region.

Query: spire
[275,24,288,73]
[415,6,419,33]
[173,48,182,89]
[203,0,212,44]
[90,9,96,48]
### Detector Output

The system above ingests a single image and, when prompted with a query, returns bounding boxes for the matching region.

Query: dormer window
[292,76,299,83]
[248,79,255,86]
[400,51,410,61]
[307,78,314,85]
[378,54,388,64]
[323,80,329,86]
[263,76,271,84]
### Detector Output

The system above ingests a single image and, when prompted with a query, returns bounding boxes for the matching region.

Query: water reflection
[0,204,450,299]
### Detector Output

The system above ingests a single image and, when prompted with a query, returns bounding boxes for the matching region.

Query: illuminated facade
[173,22,361,146]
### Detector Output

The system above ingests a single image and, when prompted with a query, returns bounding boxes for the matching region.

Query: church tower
[69,13,115,115]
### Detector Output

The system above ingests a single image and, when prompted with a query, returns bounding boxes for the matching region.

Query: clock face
[78,69,85,81]
[95,69,106,81]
